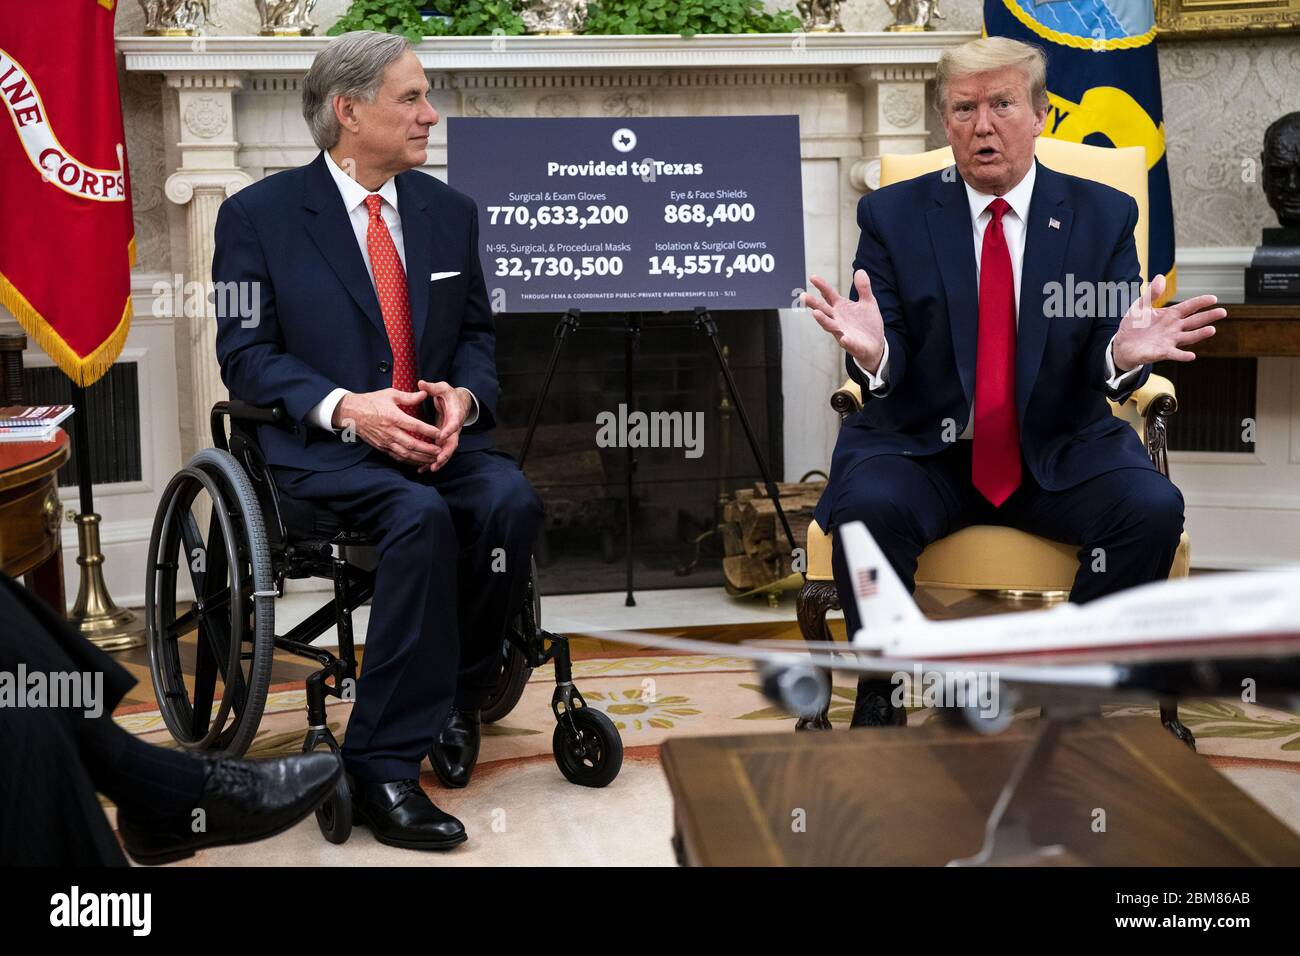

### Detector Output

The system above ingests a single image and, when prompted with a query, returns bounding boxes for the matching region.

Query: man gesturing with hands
[803,37,1222,728]
[213,32,542,849]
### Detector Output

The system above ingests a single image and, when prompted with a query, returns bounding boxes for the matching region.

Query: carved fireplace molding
[118,33,976,459]
[118,33,975,72]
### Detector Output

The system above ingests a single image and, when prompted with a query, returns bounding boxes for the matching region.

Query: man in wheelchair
[208,31,542,850]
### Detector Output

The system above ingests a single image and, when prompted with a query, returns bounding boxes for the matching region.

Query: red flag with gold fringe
[0,0,135,387]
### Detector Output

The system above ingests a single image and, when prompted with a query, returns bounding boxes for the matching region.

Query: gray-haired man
[212,31,543,850]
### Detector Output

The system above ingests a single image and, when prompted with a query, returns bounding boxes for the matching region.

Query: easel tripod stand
[515,306,801,606]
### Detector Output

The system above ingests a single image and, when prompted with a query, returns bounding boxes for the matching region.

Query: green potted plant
[581,0,803,36]
[328,0,526,40]
[328,0,431,41]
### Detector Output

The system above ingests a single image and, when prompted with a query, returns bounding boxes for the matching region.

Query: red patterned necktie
[972,197,1021,507]
[364,194,418,400]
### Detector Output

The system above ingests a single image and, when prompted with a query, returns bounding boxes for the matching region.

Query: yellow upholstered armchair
[796,140,1193,741]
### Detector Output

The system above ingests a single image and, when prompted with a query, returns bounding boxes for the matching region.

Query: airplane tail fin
[837,520,927,640]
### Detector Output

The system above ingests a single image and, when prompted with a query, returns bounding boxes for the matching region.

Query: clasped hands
[801,270,1224,374]
[332,380,471,473]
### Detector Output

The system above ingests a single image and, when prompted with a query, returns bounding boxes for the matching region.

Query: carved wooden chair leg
[1160,698,1196,750]
[795,580,839,731]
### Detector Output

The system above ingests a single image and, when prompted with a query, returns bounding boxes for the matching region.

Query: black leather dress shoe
[849,679,908,728]
[117,752,343,865]
[352,779,467,850]
[430,708,481,789]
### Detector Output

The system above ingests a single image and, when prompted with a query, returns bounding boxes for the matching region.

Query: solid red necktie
[972,197,1021,507]
[364,194,418,397]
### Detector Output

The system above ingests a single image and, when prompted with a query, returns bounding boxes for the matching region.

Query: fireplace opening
[493,310,783,595]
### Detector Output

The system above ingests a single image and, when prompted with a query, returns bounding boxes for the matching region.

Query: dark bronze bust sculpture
[1248,112,1300,302]
[1262,112,1300,230]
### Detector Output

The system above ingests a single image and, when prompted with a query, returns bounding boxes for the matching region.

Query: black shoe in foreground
[849,679,909,728]
[430,708,481,789]
[116,751,343,865]
[352,779,467,850]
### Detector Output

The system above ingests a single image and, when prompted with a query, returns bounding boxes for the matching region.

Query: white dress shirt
[307,149,478,432]
[855,160,1141,438]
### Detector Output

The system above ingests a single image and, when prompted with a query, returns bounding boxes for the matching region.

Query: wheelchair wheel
[480,557,539,724]
[481,641,530,724]
[144,448,276,757]
[553,706,623,788]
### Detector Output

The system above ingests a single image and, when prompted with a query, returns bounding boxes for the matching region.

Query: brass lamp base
[996,588,1069,605]
[69,513,145,652]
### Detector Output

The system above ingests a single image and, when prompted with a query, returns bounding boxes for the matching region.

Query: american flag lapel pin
[855,567,878,598]
[1048,217,1061,230]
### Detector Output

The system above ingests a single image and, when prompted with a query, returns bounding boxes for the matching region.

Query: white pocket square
[430,271,461,281]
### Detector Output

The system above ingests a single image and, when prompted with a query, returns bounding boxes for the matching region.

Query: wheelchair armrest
[214,400,294,428]
[212,400,297,443]
[211,401,297,457]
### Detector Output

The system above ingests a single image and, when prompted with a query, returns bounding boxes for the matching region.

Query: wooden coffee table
[0,430,69,615]
[661,717,1300,866]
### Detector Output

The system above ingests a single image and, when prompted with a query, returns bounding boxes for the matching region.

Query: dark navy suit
[213,153,542,782]
[815,161,1184,642]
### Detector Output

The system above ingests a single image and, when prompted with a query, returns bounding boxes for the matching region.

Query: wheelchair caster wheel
[316,777,353,844]
[553,706,623,788]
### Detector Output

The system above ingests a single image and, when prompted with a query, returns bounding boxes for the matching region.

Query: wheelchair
[143,400,623,844]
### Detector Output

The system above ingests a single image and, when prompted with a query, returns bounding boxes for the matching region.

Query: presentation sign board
[447,115,806,313]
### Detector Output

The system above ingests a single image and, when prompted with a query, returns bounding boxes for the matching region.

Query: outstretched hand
[1111,273,1223,371]
[802,270,887,374]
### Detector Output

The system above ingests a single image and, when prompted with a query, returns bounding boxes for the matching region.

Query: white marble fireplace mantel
[117,32,978,72]
[118,31,977,477]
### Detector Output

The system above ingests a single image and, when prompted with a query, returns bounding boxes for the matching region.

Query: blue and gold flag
[984,0,1175,300]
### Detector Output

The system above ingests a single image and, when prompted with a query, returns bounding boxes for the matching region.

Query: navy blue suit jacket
[212,152,498,472]
[814,161,1156,528]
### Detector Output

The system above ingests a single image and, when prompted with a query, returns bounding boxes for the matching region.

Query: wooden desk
[0,430,68,615]
[660,717,1300,866]
[1193,303,1300,357]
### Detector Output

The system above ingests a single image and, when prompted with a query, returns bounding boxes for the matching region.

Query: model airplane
[564,521,1300,731]
[837,521,1300,667]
